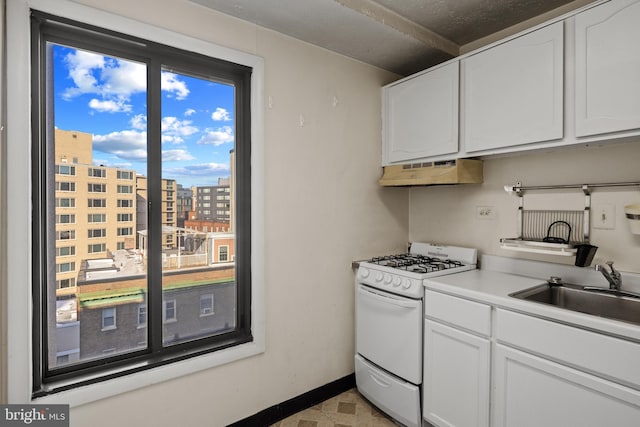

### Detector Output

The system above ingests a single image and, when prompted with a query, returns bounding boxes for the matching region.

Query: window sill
[32,338,264,407]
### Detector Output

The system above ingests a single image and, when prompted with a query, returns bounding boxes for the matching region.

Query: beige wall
[410,141,640,274]
[0,0,6,407]
[34,0,408,426]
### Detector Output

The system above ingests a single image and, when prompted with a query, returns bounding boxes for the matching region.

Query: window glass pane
[159,69,236,346]
[48,43,148,368]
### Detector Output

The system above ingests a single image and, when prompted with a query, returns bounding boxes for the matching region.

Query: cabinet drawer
[425,290,491,336]
[496,308,640,389]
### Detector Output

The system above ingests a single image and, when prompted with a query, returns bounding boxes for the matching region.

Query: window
[26,4,257,401]
[56,278,75,289]
[88,243,107,254]
[88,213,106,223]
[117,185,133,194]
[117,227,133,236]
[219,246,229,262]
[163,300,177,323]
[56,246,75,257]
[56,262,76,273]
[117,199,134,208]
[55,181,75,192]
[56,230,76,241]
[116,242,125,250]
[88,167,106,178]
[117,213,133,222]
[200,294,214,316]
[137,304,147,327]
[55,165,75,175]
[117,170,134,180]
[88,228,107,238]
[55,214,75,224]
[88,198,106,208]
[101,308,116,330]
[88,183,107,193]
[55,197,75,208]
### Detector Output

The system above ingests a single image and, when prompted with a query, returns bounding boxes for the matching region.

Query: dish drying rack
[500,181,640,256]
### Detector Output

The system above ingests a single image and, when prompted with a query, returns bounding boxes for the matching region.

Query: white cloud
[88,98,132,113]
[161,71,189,100]
[61,49,191,112]
[130,114,147,130]
[184,108,196,116]
[162,149,195,162]
[62,50,105,99]
[62,50,145,100]
[93,130,147,162]
[164,162,230,178]
[197,126,234,146]
[161,116,198,145]
[100,58,146,96]
[211,107,231,122]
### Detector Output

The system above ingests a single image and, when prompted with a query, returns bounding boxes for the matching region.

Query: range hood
[379,159,483,187]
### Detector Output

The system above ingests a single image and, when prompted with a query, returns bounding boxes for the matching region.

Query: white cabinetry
[423,290,491,427]
[382,61,459,165]
[461,22,564,153]
[493,344,640,427]
[575,0,640,137]
[493,308,640,427]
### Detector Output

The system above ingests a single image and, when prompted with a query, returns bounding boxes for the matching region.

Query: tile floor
[269,388,399,427]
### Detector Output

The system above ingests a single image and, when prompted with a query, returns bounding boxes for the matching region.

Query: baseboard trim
[227,373,356,426]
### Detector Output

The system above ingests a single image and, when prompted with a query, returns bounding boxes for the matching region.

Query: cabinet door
[493,344,640,427]
[575,0,640,137]
[462,22,564,153]
[423,320,490,427]
[383,61,459,164]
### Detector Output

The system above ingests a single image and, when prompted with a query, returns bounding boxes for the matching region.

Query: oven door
[356,284,422,384]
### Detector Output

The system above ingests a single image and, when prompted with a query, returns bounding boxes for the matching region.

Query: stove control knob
[402,279,412,290]
[383,274,392,285]
[392,276,401,287]
[375,272,383,282]
[359,267,370,279]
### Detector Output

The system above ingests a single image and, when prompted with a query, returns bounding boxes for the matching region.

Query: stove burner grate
[369,253,465,271]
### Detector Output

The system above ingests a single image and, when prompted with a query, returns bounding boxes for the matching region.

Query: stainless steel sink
[510,283,640,326]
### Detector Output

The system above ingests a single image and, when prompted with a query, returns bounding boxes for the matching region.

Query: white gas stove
[356,242,478,298]
[355,242,478,427]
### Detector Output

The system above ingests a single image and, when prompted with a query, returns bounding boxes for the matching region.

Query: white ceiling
[189,0,590,76]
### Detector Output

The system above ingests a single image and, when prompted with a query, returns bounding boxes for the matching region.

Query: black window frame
[30,11,252,397]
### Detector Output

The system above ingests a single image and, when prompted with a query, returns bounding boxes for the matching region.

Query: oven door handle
[368,371,392,388]
[358,285,419,309]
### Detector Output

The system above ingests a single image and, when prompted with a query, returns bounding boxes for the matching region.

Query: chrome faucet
[595,261,622,290]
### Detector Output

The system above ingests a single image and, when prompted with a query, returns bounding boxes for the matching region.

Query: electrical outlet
[593,204,615,229]
[476,206,496,220]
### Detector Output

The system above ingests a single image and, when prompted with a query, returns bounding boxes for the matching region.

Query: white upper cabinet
[575,0,640,137]
[382,61,459,165]
[461,22,564,153]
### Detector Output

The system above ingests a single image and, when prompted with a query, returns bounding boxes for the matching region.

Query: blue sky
[53,44,235,188]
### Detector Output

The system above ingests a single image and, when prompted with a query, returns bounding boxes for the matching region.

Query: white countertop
[423,268,640,342]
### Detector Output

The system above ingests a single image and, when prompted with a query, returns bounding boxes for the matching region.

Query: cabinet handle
[358,286,418,309]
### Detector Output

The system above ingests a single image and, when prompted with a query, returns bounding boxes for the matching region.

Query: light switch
[593,204,615,230]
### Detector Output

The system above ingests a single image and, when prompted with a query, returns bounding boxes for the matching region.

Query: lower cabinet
[424,290,640,427]
[492,344,640,427]
[423,320,490,427]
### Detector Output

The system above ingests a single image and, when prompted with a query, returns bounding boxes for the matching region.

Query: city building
[194,178,231,223]
[176,184,193,228]
[54,129,137,298]
[76,265,236,359]
[135,176,178,250]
